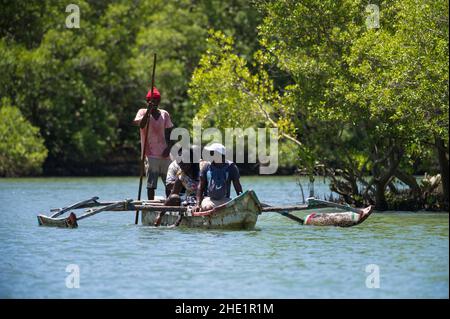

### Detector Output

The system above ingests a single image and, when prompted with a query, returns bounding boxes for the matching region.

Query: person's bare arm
[194,176,206,212]
[171,179,183,196]
[163,179,183,206]
[162,127,173,158]
[232,178,243,196]
[139,109,151,129]
[132,108,151,128]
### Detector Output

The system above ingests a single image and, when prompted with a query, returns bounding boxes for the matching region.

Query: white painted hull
[142,190,262,230]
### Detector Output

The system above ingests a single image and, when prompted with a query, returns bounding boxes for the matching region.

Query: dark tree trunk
[435,137,449,203]
[371,144,403,211]
[374,181,389,210]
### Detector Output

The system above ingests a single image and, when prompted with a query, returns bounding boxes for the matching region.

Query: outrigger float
[37,190,373,229]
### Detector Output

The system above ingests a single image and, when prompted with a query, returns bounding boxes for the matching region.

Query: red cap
[146,87,161,101]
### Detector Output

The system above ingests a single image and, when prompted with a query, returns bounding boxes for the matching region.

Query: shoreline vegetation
[1,0,448,212]
[2,167,447,213]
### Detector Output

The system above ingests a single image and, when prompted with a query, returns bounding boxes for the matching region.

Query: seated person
[165,159,186,199]
[165,159,200,206]
[154,147,201,226]
[165,145,205,203]
[194,143,242,212]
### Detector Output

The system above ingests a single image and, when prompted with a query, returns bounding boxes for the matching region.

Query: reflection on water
[0,176,448,298]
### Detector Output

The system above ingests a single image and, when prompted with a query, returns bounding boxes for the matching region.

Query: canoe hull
[37,212,78,228]
[141,190,262,230]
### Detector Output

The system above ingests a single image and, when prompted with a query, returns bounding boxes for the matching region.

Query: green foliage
[190,30,272,128]
[346,0,449,142]
[0,99,48,176]
[0,0,262,174]
[198,0,262,59]
[189,0,449,207]
[127,0,209,131]
[0,0,447,188]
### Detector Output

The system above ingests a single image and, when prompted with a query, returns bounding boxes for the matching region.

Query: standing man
[133,87,174,200]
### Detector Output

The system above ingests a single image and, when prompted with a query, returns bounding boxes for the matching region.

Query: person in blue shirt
[194,143,243,212]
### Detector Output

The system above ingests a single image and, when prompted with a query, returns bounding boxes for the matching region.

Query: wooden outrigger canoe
[36,191,373,229]
[141,190,262,229]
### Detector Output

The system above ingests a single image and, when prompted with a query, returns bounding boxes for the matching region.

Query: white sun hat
[204,142,226,155]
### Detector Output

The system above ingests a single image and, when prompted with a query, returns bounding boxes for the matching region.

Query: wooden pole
[306,198,360,213]
[260,203,306,224]
[261,200,361,213]
[261,204,309,212]
[135,53,157,225]
[50,197,99,217]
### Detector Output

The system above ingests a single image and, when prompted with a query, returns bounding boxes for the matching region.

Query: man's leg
[160,174,170,197]
[165,182,174,195]
[154,158,171,225]
[155,194,181,226]
[165,194,181,206]
[200,197,214,211]
[201,197,231,211]
[165,185,171,197]
[146,157,158,200]
[152,174,168,225]
[160,159,171,198]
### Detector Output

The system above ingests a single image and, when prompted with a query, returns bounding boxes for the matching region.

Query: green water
[0,176,448,298]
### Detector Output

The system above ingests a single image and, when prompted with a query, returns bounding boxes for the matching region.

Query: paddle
[135,53,157,225]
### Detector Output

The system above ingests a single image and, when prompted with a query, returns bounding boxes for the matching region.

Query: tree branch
[235,83,303,147]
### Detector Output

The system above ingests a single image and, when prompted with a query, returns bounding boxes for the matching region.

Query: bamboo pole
[261,205,309,212]
[135,53,157,225]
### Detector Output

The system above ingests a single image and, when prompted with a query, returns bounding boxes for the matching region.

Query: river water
[0,176,448,298]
